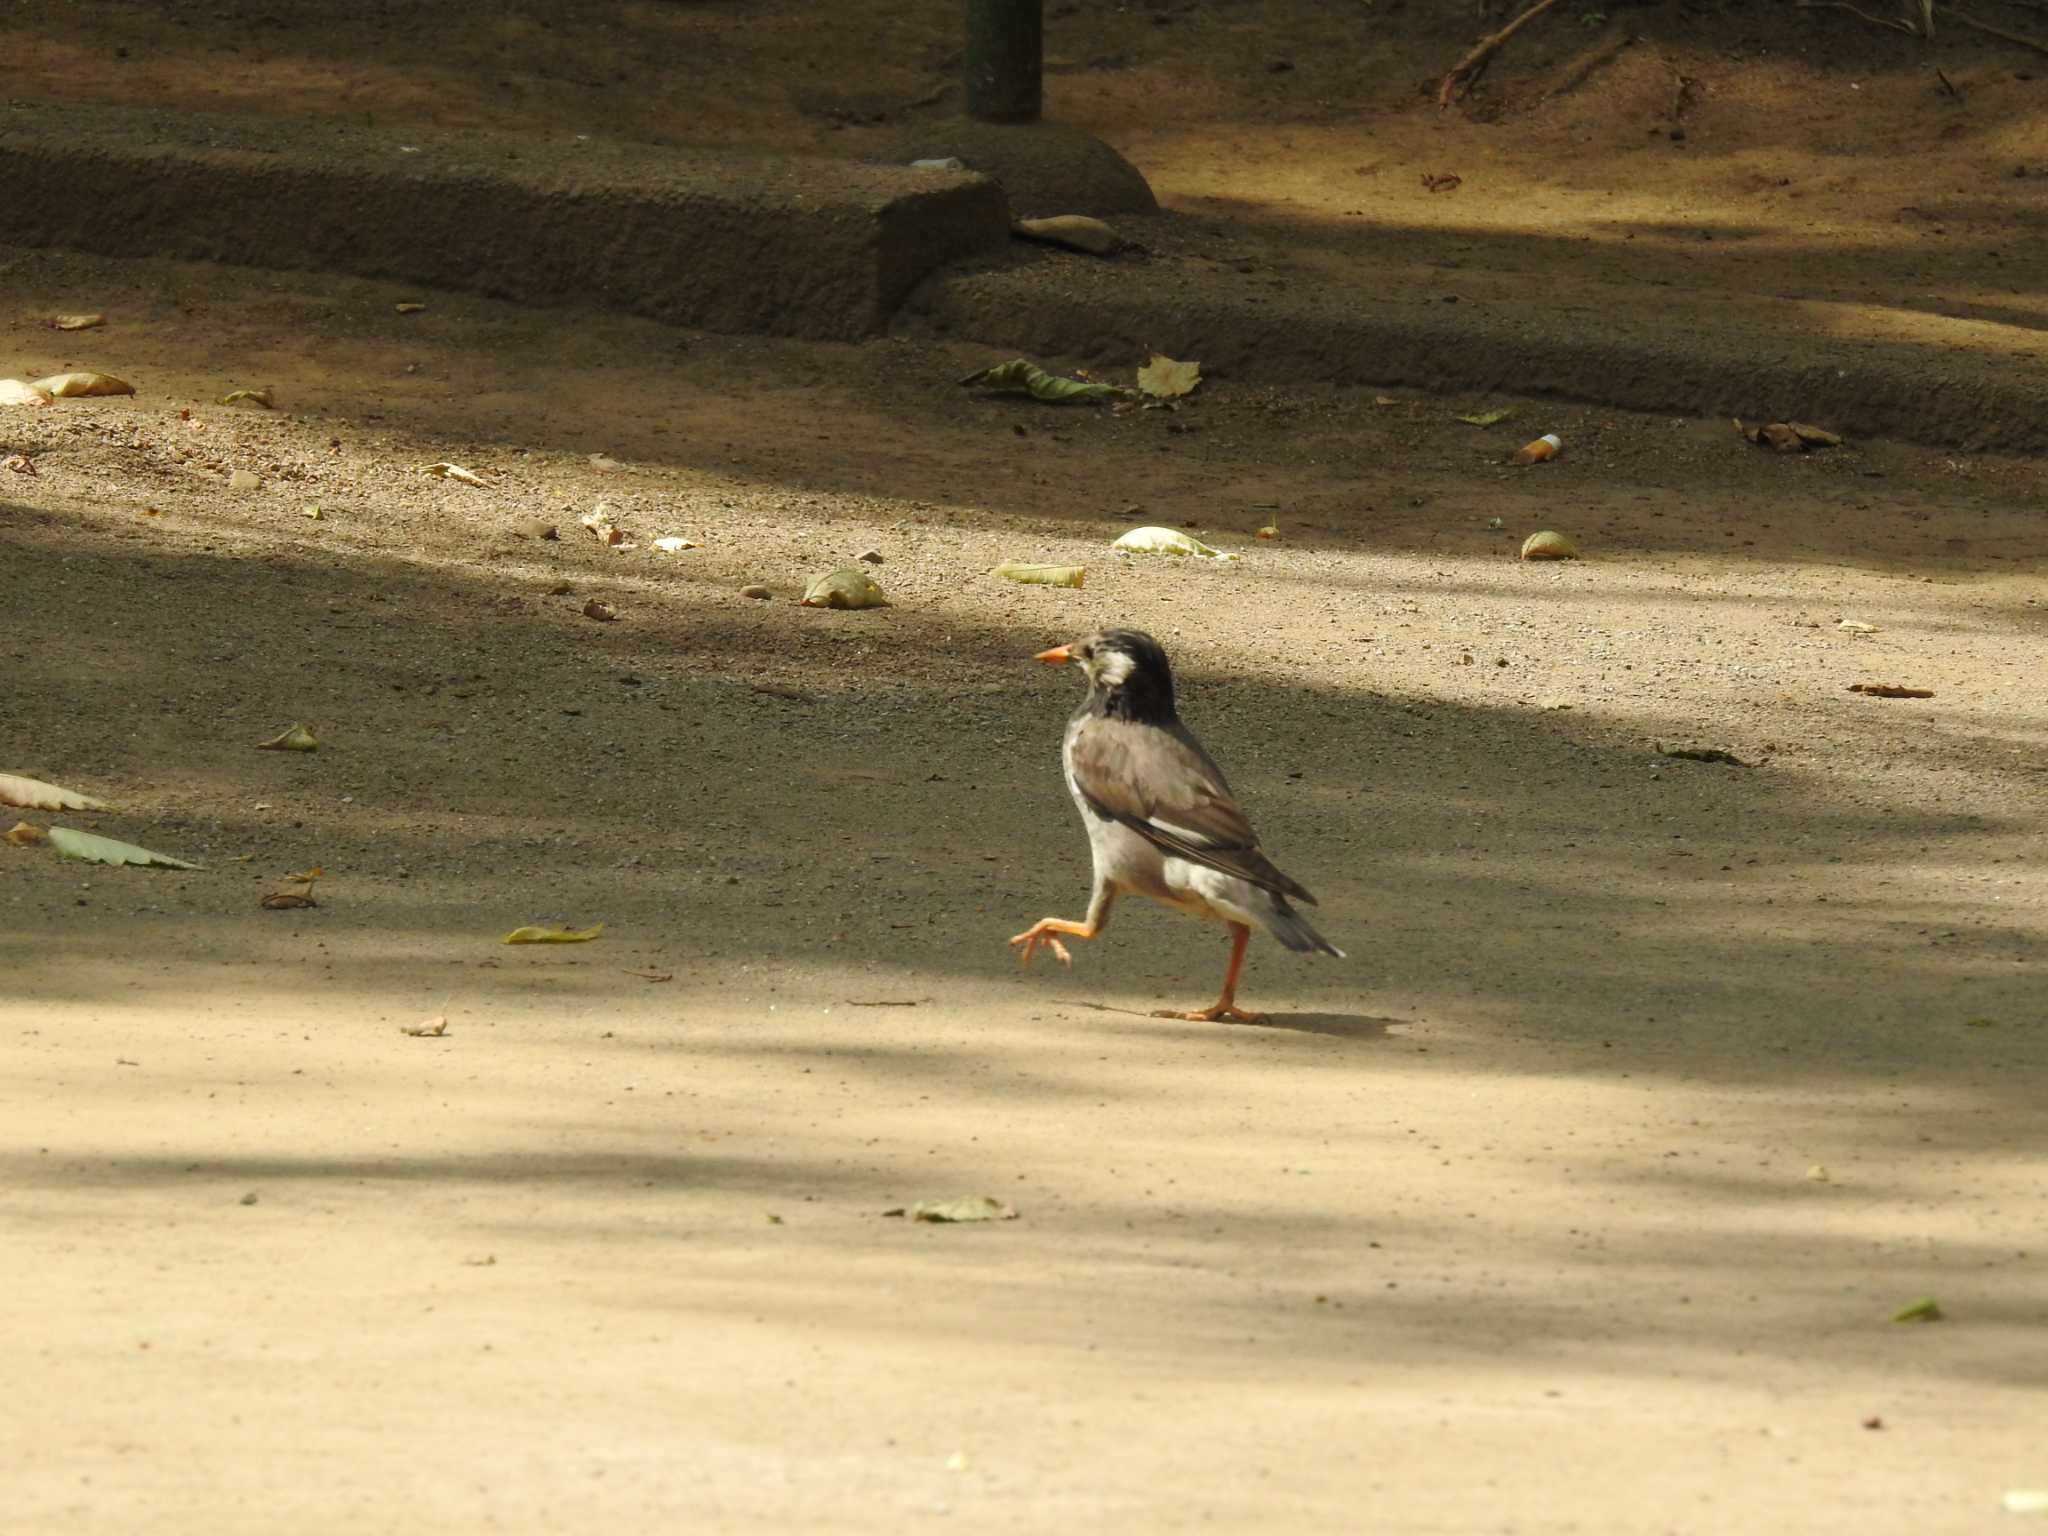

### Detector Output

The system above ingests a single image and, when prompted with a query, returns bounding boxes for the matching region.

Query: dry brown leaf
[6,821,47,847]
[503,923,604,944]
[1137,354,1202,399]
[0,773,108,812]
[256,723,319,752]
[51,313,106,331]
[260,890,318,909]
[4,454,39,475]
[623,967,674,983]
[395,302,427,315]
[1847,683,1935,698]
[1421,172,1463,193]
[1011,214,1120,255]
[582,599,619,622]
[218,387,274,409]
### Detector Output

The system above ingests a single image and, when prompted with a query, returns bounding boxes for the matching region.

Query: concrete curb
[0,100,1011,342]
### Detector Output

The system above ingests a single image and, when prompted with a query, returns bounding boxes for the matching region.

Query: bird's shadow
[1077,1003,1394,1042]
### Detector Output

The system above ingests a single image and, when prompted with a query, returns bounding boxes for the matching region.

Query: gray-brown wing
[1067,715,1317,904]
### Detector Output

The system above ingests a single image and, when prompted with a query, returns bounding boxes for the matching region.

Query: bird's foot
[1009,921,1076,968]
[1154,1004,1266,1025]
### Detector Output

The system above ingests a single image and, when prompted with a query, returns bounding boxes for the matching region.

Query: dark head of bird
[1033,628,1178,724]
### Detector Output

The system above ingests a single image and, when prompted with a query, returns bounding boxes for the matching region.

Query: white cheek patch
[1094,648,1135,688]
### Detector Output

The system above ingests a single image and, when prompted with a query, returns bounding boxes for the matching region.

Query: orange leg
[1155,923,1264,1023]
[1009,916,1099,969]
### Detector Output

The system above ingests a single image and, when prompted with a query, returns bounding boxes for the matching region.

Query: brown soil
[6,5,2047,1531]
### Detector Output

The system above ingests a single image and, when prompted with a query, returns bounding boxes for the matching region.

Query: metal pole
[965,0,1043,123]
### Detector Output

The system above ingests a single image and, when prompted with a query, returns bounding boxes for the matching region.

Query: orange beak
[1033,645,1072,665]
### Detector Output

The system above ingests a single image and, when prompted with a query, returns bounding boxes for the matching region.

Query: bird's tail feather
[1265,901,1344,959]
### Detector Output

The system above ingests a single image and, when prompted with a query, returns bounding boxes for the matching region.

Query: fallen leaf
[582,599,619,622]
[910,1196,1019,1224]
[1658,744,1752,766]
[1255,524,1279,539]
[421,462,488,486]
[1457,405,1519,427]
[1836,619,1880,634]
[256,723,320,751]
[1761,423,1805,453]
[1112,525,1238,560]
[1891,1297,1943,1323]
[580,505,627,546]
[1847,683,1934,698]
[503,923,605,944]
[2,454,36,474]
[800,568,889,609]
[0,774,108,811]
[991,562,1086,588]
[1137,354,1202,399]
[6,821,47,846]
[1421,172,1463,192]
[1519,531,1579,561]
[395,302,427,314]
[1373,395,1401,407]
[651,535,701,553]
[959,358,1138,404]
[623,968,673,982]
[0,379,55,407]
[48,826,203,869]
[260,890,318,909]
[1011,214,1120,254]
[218,387,274,408]
[401,1016,451,1037]
[1790,421,1842,447]
[33,371,135,398]
[1964,1016,1998,1028]
[284,867,324,882]
[51,313,106,331]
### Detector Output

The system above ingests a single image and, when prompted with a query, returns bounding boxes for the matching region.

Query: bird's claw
[1154,1005,1265,1024]
[1009,923,1074,968]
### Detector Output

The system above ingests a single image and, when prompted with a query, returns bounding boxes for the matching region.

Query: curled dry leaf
[48,826,203,869]
[1112,525,1239,560]
[1421,172,1464,193]
[395,302,427,315]
[260,890,318,909]
[959,358,1138,404]
[910,1196,1019,1223]
[1,379,55,408]
[218,387,274,408]
[1891,1297,1943,1323]
[420,462,488,486]
[51,313,107,331]
[401,1016,450,1037]
[1658,744,1753,766]
[1836,619,1880,634]
[1457,405,1519,427]
[3,454,36,475]
[503,923,605,944]
[6,821,48,847]
[1519,530,1580,561]
[800,568,888,609]
[580,509,625,546]
[1847,683,1934,698]
[1136,354,1202,399]
[582,599,620,622]
[623,967,674,983]
[991,562,1086,588]
[1011,214,1120,254]
[256,723,320,751]
[0,773,109,812]
[34,372,135,398]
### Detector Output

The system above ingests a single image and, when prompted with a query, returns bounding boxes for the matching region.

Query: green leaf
[1891,1297,1944,1323]
[960,358,1137,404]
[48,826,203,869]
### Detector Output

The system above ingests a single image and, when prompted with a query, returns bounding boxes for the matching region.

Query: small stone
[740,584,773,600]
[239,1191,259,1206]
[228,469,262,492]
[857,549,885,565]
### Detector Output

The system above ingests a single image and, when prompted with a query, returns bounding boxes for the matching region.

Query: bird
[1010,627,1343,1023]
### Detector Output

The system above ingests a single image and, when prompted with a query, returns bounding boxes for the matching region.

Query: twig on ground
[1949,6,2048,52]
[1795,0,1919,34]
[1438,0,1568,109]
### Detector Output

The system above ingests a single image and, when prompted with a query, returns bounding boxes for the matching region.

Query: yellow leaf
[256,723,319,752]
[218,387,274,408]
[991,562,1086,587]
[0,773,109,811]
[32,371,135,398]
[1137,354,1202,399]
[503,923,605,944]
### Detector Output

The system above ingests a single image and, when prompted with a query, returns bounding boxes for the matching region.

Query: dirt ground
[6,4,2048,1532]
